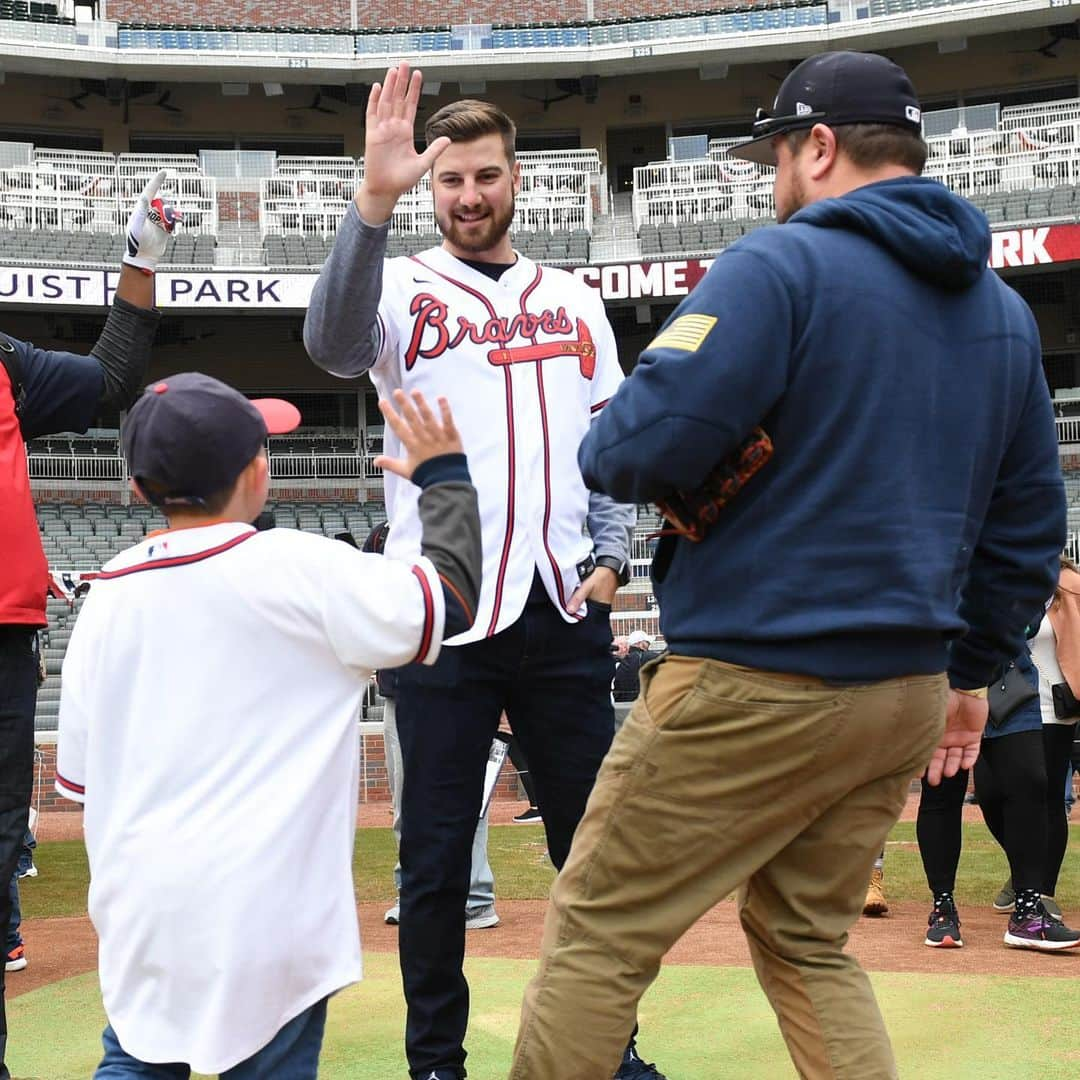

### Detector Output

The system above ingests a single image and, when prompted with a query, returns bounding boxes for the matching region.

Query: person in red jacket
[0,171,173,1080]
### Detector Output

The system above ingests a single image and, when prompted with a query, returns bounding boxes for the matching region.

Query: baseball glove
[653,426,773,542]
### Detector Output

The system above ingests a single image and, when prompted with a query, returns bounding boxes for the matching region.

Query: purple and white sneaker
[1004,904,1080,951]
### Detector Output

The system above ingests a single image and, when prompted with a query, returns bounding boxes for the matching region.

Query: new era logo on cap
[796,102,814,117]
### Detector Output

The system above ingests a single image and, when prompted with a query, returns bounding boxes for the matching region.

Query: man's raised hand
[356,62,451,223]
[122,170,181,275]
[375,389,463,481]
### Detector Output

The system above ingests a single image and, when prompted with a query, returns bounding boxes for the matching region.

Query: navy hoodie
[580,177,1065,685]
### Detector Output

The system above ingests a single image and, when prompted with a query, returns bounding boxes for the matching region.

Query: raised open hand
[358,62,451,221]
[374,388,463,481]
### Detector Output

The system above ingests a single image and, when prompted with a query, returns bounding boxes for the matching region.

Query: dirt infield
[18,794,1071,1002]
[14,900,1076,1002]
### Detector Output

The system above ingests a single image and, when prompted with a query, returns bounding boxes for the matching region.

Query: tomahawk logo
[487,318,597,379]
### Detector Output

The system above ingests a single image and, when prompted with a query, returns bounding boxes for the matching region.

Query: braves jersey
[56,522,445,1073]
[370,246,623,644]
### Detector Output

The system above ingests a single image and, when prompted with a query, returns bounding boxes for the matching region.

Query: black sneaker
[512,806,543,824]
[924,900,963,948]
[615,1045,667,1079]
[1004,903,1080,951]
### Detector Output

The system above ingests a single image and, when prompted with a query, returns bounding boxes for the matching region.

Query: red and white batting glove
[123,169,182,275]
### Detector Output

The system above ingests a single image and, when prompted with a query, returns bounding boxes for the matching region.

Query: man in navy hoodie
[510,52,1066,1079]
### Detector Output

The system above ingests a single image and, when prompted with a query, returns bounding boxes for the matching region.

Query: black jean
[394,598,616,1078]
[0,627,37,1080]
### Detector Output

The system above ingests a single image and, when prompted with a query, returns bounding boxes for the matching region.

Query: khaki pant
[511,655,947,1080]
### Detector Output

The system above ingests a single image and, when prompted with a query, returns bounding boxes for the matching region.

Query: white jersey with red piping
[371,246,623,644]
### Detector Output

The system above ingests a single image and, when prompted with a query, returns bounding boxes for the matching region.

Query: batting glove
[123,170,182,275]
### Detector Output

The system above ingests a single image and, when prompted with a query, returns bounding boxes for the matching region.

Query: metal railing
[0,160,217,235]
[1057,417,1080,444]
[28,450,385,483]
[259,176,352,238]
[26,454,126,481]
[636,96,1080,229]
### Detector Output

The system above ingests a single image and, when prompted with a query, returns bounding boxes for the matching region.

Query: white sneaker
[17,864,37,879]
[384,904,400,926]
[465,906,500,930]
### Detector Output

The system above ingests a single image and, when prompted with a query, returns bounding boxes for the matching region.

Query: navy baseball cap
[122,372,300,507]
[730,51,923,167]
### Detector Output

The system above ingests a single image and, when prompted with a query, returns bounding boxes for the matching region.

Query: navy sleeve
[14,337,104,441]
[948,348,1066,689]
[578,246,794,504]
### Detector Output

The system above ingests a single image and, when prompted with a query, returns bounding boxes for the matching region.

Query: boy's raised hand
[375,389,463,481]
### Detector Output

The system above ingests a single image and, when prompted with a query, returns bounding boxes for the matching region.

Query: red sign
[572,224,1080,303]
[989,224,1080,270]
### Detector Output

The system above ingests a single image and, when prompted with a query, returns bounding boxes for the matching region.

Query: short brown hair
[787,123,928,175]
[424,100,516,165]
[138,475,238,517]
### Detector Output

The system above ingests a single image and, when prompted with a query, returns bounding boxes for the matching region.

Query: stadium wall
[33,738,524,812]
[1,35,1077,160]
[105,0,787,30]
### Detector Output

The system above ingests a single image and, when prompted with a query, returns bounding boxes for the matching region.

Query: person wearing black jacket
[0,171,173,1079]
[612,632,660,703]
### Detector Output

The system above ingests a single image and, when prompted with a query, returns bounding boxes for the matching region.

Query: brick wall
[218,191,261,226]
[108,1,351,28]
[109,0,788,29]
[34,736,522,811]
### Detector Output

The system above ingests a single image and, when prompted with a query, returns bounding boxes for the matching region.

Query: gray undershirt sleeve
[588,489,636,564]
[304,202,389,378]
[585,413,636,563]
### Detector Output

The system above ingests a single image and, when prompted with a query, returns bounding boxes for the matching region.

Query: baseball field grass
[11,820,1079,1078]
[24,821,1079,916]
[9,955,1080,1078]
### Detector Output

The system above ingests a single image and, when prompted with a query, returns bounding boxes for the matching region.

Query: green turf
[23,820,1077,920]
[8,954,1080,1079]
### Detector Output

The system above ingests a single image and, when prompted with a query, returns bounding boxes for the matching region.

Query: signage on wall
[0,224,1077,311]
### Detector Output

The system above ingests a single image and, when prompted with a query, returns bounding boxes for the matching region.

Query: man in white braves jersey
[305,63,661,1080]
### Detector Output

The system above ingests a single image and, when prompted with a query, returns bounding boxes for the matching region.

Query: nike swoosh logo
[412,277,433,285]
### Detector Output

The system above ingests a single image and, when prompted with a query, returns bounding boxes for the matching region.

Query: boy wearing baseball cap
[56,373,480,1078]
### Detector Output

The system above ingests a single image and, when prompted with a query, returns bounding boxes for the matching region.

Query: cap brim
[728,134,779,167]
[251,398,302,435]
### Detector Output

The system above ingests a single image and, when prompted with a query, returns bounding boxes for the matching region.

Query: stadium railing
[633,96,1080,234]
[0,148,219,238]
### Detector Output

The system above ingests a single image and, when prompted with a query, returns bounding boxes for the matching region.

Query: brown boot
[863,867,888,917]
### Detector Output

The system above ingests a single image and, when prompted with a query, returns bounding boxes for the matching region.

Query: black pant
[0,627,37,1080]
[917,769,968,896]
[395,599,616,1078]
[506,735,538,807]
[975,730,1049,893]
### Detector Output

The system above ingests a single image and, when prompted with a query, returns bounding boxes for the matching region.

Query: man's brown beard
[438,197,516,254]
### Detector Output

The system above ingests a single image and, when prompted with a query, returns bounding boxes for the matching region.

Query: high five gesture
[355,62,450,225]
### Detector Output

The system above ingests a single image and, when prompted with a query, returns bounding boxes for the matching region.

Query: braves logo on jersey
[403,293,593,378]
